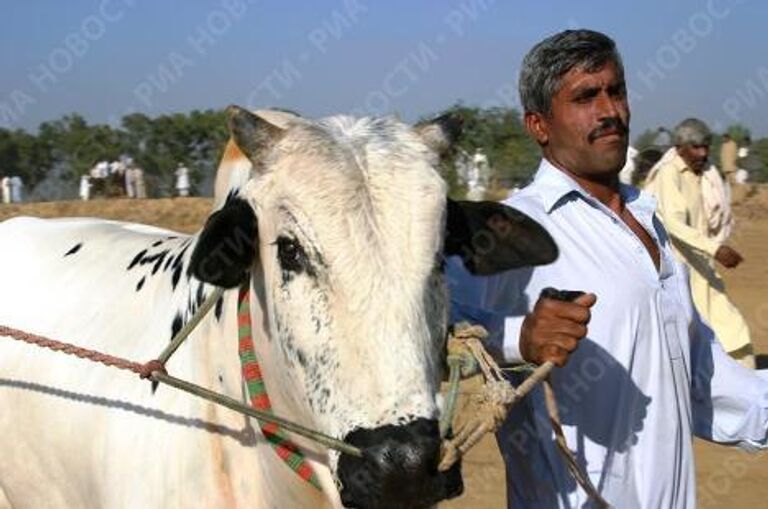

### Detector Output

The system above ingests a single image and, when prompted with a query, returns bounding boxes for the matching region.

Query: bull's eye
[276,236,307,273]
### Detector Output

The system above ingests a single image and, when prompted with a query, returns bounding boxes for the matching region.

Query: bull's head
[189,106,556,508]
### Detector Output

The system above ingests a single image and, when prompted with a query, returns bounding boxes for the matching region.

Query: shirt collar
[662,147,693,174]
[533,158,658,223]
[532,158,589,213]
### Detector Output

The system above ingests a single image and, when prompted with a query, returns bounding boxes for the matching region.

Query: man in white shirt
[448,29,768,508]
[174,162,191,197]
[9,176,22,203]
[0,175,10,204]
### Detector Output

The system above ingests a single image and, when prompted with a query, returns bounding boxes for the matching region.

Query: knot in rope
[438,321,610,508]
[439,322,520,472]
[446,322,488,378]
[139,359,167,380]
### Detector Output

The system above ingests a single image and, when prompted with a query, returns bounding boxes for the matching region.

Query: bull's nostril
[337,418,461,508]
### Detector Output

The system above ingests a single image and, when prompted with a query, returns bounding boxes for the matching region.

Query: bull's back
[0,216,187,344]
[0,216,240,508]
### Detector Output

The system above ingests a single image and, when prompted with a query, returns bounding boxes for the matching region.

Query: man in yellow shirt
[645,118,755,367]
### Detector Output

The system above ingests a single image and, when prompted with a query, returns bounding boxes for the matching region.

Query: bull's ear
[444,199,558,275]
[414,112,463,156]
[226,105,285,167]
[190,198,258,288]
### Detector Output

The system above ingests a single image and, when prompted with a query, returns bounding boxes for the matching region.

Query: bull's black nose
[337,418,463,509]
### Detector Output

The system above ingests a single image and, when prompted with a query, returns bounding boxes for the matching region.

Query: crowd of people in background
[80,157,147,201]
[77,158,191,201]
[465,116,757,369]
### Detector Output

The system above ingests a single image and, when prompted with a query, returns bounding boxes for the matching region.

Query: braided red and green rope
[237,285,321,490]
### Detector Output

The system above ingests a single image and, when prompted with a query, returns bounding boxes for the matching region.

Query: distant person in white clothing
[735,135,752,184]
[79,175,91,201]
[9,176,22,203]
[134,166,146,199]
[0,176,10,204]
[124,167,136,198]
[174,163,191,197]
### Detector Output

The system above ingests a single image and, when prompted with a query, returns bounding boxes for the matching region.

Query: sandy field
[1,186,766,508]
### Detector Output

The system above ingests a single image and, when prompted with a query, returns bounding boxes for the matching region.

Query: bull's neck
[176,265,340,507]
[246,273,343,506]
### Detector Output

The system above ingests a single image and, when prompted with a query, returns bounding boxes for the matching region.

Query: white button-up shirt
[448,159,768,508]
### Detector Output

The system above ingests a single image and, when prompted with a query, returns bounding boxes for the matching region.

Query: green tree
[749,137,768,182]
[121,109,227,196]
[724,124,751,144]
[37,114,122,181]
[633,129,659,152]
[427,104,540,197]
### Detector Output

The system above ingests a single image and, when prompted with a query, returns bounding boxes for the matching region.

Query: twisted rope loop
[438,322,609,508]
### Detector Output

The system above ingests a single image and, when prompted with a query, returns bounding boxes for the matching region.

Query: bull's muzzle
[337,418,463,509]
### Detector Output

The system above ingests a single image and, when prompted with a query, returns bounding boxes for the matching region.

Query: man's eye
[609,86,627,99]
[276,236,306,273]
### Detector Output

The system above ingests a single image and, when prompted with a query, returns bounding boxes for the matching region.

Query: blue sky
[1,0,767,139]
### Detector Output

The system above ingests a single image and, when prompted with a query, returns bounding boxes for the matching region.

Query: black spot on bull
[224,188,240,204]
[214,296,224,321]
[303,350,338,415]
[170,313,183,340]
[195,283,205,308]
[172,264,183,290]
[152,251,169,274]
[64,243,83,257]
[136,276,146,292]
[169,245,190,291]
[127,249,147,270]
[189,198,257,289]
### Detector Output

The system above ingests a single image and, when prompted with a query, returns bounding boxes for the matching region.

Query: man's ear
[524,111,549,146]
[444,199,558,275]
[190,198,258,288]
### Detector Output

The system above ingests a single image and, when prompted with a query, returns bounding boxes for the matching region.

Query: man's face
[525,61,630,179]
[677,143,710,174]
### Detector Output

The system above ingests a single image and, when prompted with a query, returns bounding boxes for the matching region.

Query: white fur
[0,113,450,508]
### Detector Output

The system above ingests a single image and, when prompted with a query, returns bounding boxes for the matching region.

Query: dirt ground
[1,187,766,508]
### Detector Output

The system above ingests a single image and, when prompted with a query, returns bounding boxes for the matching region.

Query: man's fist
[715,245,743,269]
[519,291,597,367]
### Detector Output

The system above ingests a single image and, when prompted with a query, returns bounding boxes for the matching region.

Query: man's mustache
[588,118,628,143]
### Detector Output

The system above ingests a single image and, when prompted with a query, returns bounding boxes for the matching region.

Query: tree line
[1,106,765,201]
[0,110,227,200]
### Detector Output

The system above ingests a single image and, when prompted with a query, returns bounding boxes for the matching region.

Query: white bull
[0,107,556,509]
